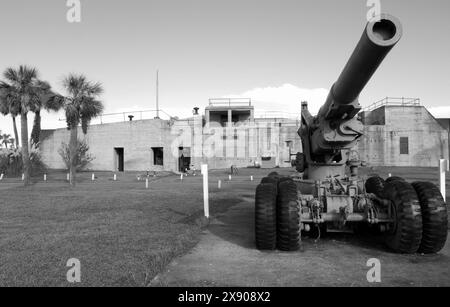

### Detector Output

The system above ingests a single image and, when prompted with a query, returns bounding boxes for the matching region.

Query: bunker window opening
[152,147,164,166]
[400,137,409,155]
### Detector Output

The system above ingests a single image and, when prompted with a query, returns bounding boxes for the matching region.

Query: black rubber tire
[261,176,278,184]
[277,180,300,251]
[255,183,277,250]
[383,180,423,254]
[412,182,448,254]
[385,176,405,184]
[295,153,306,173]
[278,176,293,185]
[365,176,385,198]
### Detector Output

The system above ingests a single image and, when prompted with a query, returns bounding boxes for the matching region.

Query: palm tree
[0,65,50,185]
[49,74,104,186]
[1,133,13,148]
[29,80,59,146]
[0,86,20,148]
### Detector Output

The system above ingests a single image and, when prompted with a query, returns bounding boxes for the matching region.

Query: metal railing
[364,97,421,111]
[59,109,175,125]
[208,98,252,107]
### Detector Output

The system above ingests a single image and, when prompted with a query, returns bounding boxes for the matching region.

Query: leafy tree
[58,140,95,171]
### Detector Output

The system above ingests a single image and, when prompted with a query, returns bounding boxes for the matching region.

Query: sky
[1,0,450,138]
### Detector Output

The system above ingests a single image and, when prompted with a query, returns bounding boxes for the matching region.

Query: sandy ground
[154,168,450,287]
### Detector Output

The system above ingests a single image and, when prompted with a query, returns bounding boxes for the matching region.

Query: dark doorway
[178,147,191,172]
[114,148,124,172]
[152,147,164,166]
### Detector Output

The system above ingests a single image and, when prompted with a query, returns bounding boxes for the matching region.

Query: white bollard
[22,173,24,181]
[229,175,232,181]
[92,173,95,181]
[250,176,254,181]
[388,173,392,178]
[67,173,70,181]
[180,173,183,181]
[0,173,4,180]
[113,174,117,181]
[145,178,149,189]
[201,164,210,218]
[218,180,222,189]
[44,174,47,182]
[440,159,449,202]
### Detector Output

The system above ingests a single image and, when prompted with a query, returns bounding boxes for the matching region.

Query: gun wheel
[412,182,448,254]
[277,180,300,251]
[261,176,279,194]
[365,176,385,198]
[385,176,405,184]
[255,183,277,250]
[295,153,306,173]
[383,180,423,253]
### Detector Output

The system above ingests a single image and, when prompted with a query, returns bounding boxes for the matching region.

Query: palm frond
[80,97,104,118]
[65,103,80,129]
[45,93,65,111]
[3,68,20,84]
[86,81,104,97]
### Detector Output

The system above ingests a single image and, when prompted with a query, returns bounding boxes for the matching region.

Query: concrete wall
[40,116,302,172]
[358,106,449,167]
[40,119,179,172]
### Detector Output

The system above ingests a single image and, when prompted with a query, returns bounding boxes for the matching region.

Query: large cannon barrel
[319,14,402,120]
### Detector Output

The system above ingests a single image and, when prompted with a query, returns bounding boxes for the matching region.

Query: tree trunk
[21,113,31,186]
[12,115,19,148]
[69,126,78,187]
[30,110,41,147]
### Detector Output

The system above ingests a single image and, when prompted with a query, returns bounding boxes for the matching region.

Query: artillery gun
[255,14,448,254]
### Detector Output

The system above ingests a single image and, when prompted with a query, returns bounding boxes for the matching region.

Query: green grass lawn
[0,170,251,287]
[0,166,448,286]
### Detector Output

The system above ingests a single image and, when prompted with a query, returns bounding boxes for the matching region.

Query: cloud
[225,83,329,117]
[428,106,450,119]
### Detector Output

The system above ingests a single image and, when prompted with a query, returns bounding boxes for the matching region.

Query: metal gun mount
[255,14,447,255]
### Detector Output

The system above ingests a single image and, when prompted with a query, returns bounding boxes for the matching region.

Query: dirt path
[153,198,450,287]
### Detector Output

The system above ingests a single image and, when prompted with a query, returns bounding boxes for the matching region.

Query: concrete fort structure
[39,97,450,172]
[39,99,302,173]
[358,98,449,167]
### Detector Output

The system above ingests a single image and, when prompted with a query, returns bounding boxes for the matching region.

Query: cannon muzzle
[318,14,402,120]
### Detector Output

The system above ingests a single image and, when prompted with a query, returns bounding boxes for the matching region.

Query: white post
[440,159,448,201]
[388,173,392,178]
[113,174,117,181]
[0,173,4,181]
[229,175,232,181]
[44,174,47,182]
[145,178,149,189]
[218,180,222,189]
[201,164,210,218]
[92,173,95,181]
[250,176,254,181]
[67,173,70,181]
[180,173,183,181]
[22,173,24,181]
